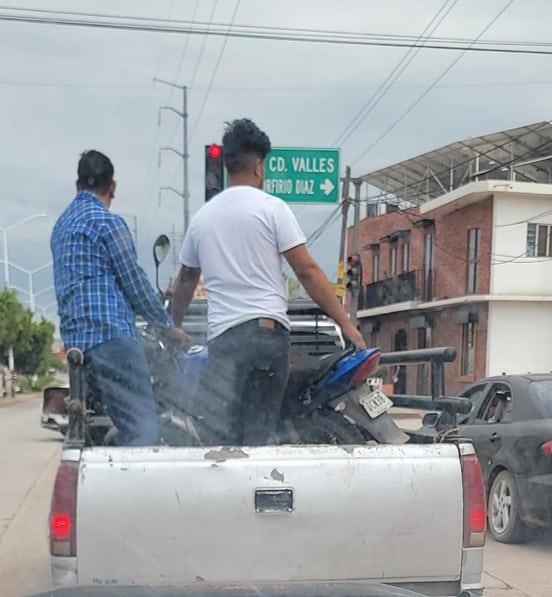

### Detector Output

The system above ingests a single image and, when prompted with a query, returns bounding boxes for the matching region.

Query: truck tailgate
[76,444,463,586]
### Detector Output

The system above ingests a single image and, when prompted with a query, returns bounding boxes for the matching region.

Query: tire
[283,411,367,445]
[488,470,527,543]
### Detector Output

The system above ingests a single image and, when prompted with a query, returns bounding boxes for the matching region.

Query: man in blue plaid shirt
[51,150,186,446]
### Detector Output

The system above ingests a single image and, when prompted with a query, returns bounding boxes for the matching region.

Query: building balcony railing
[362,269,435,310]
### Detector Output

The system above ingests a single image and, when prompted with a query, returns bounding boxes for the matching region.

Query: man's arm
[104,218,173,328]
[284,244,366,349]
[171,265,201,327]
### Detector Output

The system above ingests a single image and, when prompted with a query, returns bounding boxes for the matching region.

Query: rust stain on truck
[203,447,249,462]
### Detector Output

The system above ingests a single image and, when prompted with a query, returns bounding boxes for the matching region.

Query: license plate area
[359,389,393,419]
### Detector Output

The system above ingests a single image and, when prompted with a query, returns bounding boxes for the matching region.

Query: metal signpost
[264,148,340,204]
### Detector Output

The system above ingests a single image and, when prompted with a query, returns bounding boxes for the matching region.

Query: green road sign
[264,147,340,203]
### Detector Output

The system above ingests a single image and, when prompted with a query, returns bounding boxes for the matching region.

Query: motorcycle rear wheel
[282,411,367,445]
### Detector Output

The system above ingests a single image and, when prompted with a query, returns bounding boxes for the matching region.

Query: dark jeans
[199,319,290,446]
[85,337,159,446]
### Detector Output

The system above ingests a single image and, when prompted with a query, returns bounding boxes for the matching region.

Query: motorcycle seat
[285,349,351,399]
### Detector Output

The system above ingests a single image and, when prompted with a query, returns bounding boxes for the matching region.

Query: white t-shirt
[179,185,306,340]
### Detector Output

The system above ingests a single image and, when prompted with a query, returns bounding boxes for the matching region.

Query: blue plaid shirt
[51,191,171,351]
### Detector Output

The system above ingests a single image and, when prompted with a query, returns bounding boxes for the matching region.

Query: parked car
[420,374,552,543]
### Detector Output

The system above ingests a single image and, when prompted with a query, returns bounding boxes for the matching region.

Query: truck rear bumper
[47,576,473,596]
[461,546,484,595]
[51,556,77,585]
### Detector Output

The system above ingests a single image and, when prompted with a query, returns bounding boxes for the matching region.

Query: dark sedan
[421,374,552,543]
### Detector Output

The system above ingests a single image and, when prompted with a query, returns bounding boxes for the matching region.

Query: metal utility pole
[154,77,190,234]
[336,166,351,303]
[349,179,362,327]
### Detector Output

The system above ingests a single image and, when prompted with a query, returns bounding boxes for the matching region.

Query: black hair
[222,119,271,175]
[77,150,114,194]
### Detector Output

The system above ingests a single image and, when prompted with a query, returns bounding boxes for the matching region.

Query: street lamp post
[0,214,47,394]
[0,214,47,287]
[8,261,53,314]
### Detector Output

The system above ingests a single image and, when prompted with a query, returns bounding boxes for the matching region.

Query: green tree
[14,316,55,375]
[0,289,55,375]
[0,289,28,363]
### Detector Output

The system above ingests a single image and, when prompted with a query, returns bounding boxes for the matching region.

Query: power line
[0,5,542,49]
[187,0,219,93]
[494,208,552,227]
[306,123,552,256]
[163,0,218,165]
[333,0,457,148]
[128,0,175,235]
[189,0,240,142]
[354,122,552,207]
[163,0,218,154]
[351,0,516,167]
[2,6,551,56]
[165,0,200,108]
[4,79,552,91]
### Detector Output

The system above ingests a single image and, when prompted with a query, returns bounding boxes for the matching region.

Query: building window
[401,241,410,273]
[527,223,552,257]
[527,223,537,256]
[461,322,476,377]
[390,245,398,277]
[466,228,480,294]
[373,250,380,282]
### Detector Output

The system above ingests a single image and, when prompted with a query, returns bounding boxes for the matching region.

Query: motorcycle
[141,325,408,447]
[45,233,408,447]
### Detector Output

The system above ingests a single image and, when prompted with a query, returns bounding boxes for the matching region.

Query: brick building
[348,122,552,394]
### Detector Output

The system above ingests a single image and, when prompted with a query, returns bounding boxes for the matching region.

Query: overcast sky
[1,0,552,325]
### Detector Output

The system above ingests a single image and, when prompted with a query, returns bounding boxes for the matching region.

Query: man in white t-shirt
[172,118,365,445]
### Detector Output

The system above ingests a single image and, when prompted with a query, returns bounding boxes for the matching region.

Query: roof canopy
[358,121,552,205]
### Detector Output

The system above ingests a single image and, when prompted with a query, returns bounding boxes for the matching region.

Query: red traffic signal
[205,144,224,201]
[207,143,222,160]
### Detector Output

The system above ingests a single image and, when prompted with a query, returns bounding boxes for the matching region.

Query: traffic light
[346,253,362,293]
[205,143,224,201]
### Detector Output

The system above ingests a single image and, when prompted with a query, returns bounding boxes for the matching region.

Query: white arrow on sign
[320,178,335,196]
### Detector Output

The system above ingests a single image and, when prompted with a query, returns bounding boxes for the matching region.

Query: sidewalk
[390,407,425,431]
[0,392,41,409]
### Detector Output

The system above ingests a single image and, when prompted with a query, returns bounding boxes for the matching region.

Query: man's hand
[164,327,191,348]
[342,321,367,350]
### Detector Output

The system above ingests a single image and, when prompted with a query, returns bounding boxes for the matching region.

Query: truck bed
[57,443,481,595]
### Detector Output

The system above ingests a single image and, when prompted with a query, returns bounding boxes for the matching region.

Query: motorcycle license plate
[360,389,393,419]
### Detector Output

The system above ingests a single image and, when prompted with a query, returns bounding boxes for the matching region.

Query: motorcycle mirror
[153,234,171,294]
[153,234,171,267]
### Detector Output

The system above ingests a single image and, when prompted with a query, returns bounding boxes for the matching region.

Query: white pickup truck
[49,367,485,597]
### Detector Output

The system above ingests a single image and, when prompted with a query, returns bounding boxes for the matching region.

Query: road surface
[0,394,551,596]
[0,393,61,597]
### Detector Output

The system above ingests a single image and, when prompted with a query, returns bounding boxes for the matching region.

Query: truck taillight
[461,452,486,548]
[50,461,78,557]
[540,441,552,457]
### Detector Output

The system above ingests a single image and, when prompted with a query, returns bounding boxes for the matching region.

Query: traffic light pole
[349,179,362,327]
[336,166,351,303]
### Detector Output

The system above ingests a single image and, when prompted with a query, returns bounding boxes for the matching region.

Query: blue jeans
[84,337,159,446]
[198,319,290,446]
